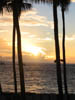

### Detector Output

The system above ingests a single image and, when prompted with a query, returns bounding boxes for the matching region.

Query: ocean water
[0,62,75,94]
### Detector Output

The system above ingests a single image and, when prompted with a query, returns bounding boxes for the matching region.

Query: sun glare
[22,43,45,56]
[25,46,40,56]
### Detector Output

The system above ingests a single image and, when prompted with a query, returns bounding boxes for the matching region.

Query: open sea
[0,62,75,94]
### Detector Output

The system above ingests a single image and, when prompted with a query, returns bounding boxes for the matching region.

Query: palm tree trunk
[12,12,17,93]
[62,8,68,95]
[53,0,63,97]
[15,16,25,97]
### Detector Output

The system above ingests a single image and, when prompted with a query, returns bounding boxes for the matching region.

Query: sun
[22,44,45,56]
[26,46,40,56]
[24,45,45,56]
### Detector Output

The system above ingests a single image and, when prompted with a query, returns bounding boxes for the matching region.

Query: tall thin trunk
[62,8,68,94]
[53,0,63,97]
[12,12,17,93]
[15,16,25,97]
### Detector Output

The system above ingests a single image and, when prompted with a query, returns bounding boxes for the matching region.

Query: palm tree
[0,0,17,94]
[30,0,63,97]
[2,0,18,93]
[59,0,71,95]
[53,0,63,97]
[0,0,18,94]
[12,13,17,93]
[7,0,31,96]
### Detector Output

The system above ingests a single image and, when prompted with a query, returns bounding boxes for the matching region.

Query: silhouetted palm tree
[53,0,63,97]
[12,14,17,93]
[59,0,70,95]
[0,0,18,94]
[7,0,31,96]
[2,0,18,93]
[30,0,63,97]
[0,0,17,94]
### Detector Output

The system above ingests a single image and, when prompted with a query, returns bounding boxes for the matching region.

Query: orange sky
[0,2,75,63]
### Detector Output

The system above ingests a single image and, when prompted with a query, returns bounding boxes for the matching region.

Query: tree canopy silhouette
[5,0,32,96]
[59,0,71,97]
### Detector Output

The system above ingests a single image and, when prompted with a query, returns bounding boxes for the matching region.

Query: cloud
[0,22,12,27]
[37,37,52,41]
[65,35,75,41]
[59,34,75,41]
[21,8,37,16]
[28,35,36,38]
[65,36,75,41]
[20,9,54,28]
[0,30,9,33]
[0,8,54,29]
[21,32,29,35]
[20,19,49,27]
[0,14,13,27]
[0,38,11,56]
[47,21,54,29]
[20,19,54,28]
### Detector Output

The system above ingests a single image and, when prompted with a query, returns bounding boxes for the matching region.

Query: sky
[0,0,75,63]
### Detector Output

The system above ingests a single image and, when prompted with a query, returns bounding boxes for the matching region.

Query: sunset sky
[0,0,75,63]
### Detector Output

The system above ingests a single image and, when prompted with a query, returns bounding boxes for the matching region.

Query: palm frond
[0,0,7,14]
[23,3,32,11]
[3,0,32,18]
[59,0,71,11]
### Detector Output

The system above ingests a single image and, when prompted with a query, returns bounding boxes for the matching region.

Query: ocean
[0,62,75,94]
